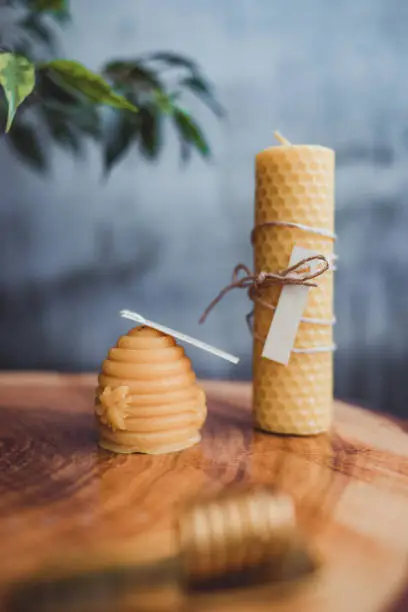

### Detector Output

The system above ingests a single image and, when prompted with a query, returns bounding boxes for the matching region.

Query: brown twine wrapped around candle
[199,255,330,341]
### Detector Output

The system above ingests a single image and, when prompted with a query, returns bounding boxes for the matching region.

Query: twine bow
[199,255,330,325]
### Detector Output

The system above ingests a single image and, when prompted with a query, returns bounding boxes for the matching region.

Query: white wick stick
[274,131,292,146]
[120,310,240,365]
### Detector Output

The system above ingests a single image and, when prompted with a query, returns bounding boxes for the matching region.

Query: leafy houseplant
[0,0,223,174]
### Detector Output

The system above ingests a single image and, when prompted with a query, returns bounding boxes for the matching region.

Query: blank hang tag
[262,245,327,366]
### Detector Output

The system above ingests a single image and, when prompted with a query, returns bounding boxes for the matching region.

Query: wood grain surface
[1,372,408,611]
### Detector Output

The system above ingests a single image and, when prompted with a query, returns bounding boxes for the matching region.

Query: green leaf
[50,122,81,153]
[37,71,103,142]
[139,104,161,159]
[0,53,36,132]
[41,109,81,153]
[153,90,175,115]
[67,105,101,139]
[103,60,160,89]
[20,14,57,51]
[7,121,47,171]
[104,112,139,174]
[29,0,71,21]
[172,108,210,159]
[41,60,139,113]
[144,52,198,72]
[31,0,68,11]
[180,75,225,117]
[37,69,82,105]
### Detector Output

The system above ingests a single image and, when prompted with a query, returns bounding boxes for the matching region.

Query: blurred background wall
[1,0,408,416]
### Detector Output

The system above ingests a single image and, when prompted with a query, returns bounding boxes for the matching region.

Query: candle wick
[274,131,292,146]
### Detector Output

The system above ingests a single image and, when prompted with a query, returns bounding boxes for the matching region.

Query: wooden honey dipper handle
[178,487,297,584]
[6,489,315,612]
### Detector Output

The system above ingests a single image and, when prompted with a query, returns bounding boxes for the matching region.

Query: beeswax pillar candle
[253,141,335,435]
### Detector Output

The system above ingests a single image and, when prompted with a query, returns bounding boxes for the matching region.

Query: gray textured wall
[2,0,408,415]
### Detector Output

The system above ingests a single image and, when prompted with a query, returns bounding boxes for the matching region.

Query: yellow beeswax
[253,144,335,435]
[95,326,207,454]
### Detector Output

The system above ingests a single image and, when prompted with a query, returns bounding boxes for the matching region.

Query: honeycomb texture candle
[95,326,207,454]
[253,144,335,435]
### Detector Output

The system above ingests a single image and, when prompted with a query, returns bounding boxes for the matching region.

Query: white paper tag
[120,310,240,364]
[261,245,321,366]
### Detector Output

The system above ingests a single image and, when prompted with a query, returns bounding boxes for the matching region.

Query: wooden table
[0,373,408,612]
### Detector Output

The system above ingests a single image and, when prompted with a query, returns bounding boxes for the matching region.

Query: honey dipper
[6,487,318,612]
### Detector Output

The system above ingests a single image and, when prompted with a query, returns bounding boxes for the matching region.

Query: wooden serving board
[0,373,408,611]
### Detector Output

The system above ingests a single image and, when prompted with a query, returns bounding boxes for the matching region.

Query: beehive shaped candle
[95,326,207,454]
[253,142,335,435]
